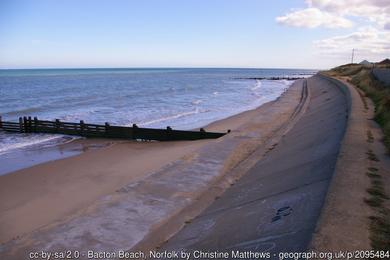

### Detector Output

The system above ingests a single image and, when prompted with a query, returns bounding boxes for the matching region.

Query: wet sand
[0,138,112,176]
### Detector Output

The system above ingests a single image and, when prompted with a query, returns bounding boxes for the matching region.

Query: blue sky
[0,0,389,69]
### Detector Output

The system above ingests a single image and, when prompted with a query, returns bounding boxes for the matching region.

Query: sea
[0,68,316,156]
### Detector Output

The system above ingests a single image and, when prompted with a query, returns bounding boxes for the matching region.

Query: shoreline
[0,79,305,255]
[0,81,290,176]
[0,82,293,244]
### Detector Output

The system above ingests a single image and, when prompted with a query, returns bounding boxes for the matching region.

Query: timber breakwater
[0,116,228,141]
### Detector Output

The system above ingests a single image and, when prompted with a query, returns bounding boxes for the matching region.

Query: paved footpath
[160,75,349,258]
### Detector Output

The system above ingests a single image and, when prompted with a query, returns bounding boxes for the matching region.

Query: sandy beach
[1,119,250,244]
[0,80,293,243]
[0,139,208,244]
[0,79,306,258]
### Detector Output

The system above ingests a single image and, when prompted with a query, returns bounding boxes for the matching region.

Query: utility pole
[351,48,355,64]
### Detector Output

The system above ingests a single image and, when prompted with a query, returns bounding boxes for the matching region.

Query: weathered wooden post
[23,116,28,133]
[28,116,32,133]
[132,124,138,140]
[200,128,205,139]
[55,119,60,133]
[34,117,38,132]
[19,117,23,133]
[104,122,110,137]
[166,126,172,141]
[80,120,85,136]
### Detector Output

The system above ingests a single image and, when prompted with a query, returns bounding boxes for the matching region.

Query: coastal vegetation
[326,59,390,151]
[325,59,390,250]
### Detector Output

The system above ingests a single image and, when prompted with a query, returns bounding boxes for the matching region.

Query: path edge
[309,74,372,252]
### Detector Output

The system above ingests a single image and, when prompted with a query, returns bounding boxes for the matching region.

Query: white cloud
[314,27,390,60]
[277,0,390,63]
[277,0,390,29]
[276,8,353,28]
[307,0,390,28]
[307,0,390,13]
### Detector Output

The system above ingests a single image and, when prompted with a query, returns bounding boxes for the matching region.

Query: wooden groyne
[233,76,307,80]
[0,116,228,141]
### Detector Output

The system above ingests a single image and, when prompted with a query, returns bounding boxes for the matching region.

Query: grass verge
[325,62,390,250]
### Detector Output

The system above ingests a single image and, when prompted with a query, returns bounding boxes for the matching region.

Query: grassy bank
[325,62,390,151]
[324,60,390,250]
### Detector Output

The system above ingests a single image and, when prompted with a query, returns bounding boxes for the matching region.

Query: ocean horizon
[0,68,316,155]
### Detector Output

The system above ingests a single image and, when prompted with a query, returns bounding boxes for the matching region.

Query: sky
[0,0,389,69]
